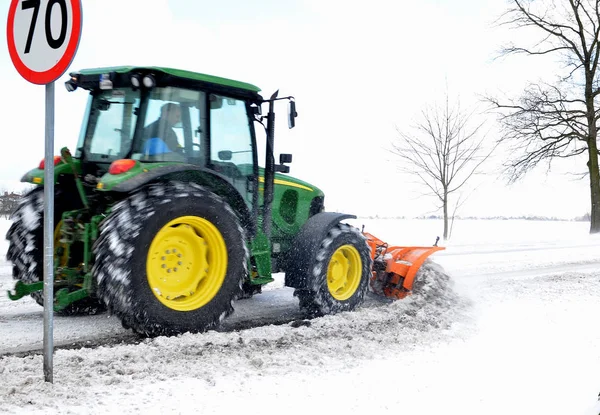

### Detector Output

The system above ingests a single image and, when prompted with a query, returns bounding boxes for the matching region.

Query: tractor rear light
[109,159,137,175]
[39,156,62,169]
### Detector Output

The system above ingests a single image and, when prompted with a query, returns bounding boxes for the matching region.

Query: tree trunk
[443,192,449,240]
[585,74,600,234]
[588,139,600,233]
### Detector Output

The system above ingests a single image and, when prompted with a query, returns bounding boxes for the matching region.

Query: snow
[1,218,600,414]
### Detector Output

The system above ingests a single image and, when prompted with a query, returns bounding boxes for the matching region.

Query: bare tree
[0,190,22,219]
[391,94,492,240]
[488,0,600,233]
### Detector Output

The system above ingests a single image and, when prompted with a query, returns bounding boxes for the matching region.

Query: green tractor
[6,66,377,336]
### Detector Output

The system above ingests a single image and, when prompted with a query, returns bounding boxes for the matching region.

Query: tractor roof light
[142,74,156,88]
[130,74,141,90]
[39,156,63,169]
[109,159,137,175]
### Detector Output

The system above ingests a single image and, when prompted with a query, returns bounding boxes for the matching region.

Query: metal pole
[43,82,55,383]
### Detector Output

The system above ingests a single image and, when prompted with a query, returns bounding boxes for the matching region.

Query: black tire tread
[5,187,105,315]
[93,181,247,336]
[294,223,372,317]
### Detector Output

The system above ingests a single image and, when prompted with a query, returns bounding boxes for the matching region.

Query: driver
[143,102,182,152]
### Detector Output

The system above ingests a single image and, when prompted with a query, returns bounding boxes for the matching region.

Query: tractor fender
[110,165,256,237]
[283,212,356,289]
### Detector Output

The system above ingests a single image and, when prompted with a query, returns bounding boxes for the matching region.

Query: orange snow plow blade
[364,232,445,300]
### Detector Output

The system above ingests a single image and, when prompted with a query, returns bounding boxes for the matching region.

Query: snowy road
[1,219,600,414]
[1,235,598,357]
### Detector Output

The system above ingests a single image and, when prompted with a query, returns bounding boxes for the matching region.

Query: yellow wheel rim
[147,215,228,311]
[327,244,362,301]
[53,220,68,267]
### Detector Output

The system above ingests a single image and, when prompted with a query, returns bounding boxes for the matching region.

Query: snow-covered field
[1,218,600,415]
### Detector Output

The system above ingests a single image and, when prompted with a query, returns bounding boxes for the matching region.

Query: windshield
[76,86,254,183]
[76,88,140,162]
[131,87,206,164]
[74,84,256,205]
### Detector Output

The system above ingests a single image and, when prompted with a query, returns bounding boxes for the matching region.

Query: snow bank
[1,219,600,415]
[0,262,471,414]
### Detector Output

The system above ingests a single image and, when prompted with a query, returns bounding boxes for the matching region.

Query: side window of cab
[209,94,255,202]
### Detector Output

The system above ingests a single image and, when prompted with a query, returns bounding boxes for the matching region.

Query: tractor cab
[68,67,266,206]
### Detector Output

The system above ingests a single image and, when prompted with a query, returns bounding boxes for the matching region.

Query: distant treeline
[1,192,592,223]
[0,191,22,219]
[359,214,591,222]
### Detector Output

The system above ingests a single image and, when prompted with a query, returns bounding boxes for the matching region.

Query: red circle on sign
[6,0,82,85]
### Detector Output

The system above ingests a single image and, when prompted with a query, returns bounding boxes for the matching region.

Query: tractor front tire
[93,182,247,336]
[6,187,105,315]
[295,223,372,317]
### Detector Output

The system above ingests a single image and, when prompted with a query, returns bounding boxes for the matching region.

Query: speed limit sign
[7,0,82,85]
[6,0,82,384]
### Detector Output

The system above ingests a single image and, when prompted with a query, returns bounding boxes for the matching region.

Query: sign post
[6,0,82,383]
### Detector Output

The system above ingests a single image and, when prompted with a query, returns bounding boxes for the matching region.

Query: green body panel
[98,163,324,238]
[21,159,82,185]
[261,169,324,250]
[96,161,175,191]
[72,66,261,93]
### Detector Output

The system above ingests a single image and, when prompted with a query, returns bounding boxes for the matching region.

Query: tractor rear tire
[294,223,371,317]
[93,181,247,337]
[6,187,106,315]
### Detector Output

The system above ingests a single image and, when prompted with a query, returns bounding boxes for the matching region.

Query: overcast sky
[0,0,591,219]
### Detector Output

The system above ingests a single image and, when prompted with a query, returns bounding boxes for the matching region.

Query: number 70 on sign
[7,0,82,85]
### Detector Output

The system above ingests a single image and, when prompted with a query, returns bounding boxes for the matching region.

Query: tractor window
[79,89,140,162]
[209,94,254,179]
[209,94,254,204]
[75,95,92,158]
[133,87,206,164]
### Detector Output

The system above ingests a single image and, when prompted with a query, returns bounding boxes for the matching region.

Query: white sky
[0,0,592,219]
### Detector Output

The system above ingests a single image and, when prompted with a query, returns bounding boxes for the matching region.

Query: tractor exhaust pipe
[262,90,278,238]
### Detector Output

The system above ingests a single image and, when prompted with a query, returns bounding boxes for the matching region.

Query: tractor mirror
[64,79,77,92]
[218,150,232,161]
[251,104,261,116]
[288,100,297,129]
[275,153,292,173]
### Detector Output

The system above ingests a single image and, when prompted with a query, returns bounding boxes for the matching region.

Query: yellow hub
[147,216,227,311]
[327,244,362,301]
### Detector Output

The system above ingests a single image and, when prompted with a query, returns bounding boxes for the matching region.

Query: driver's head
[161,102,181,126]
